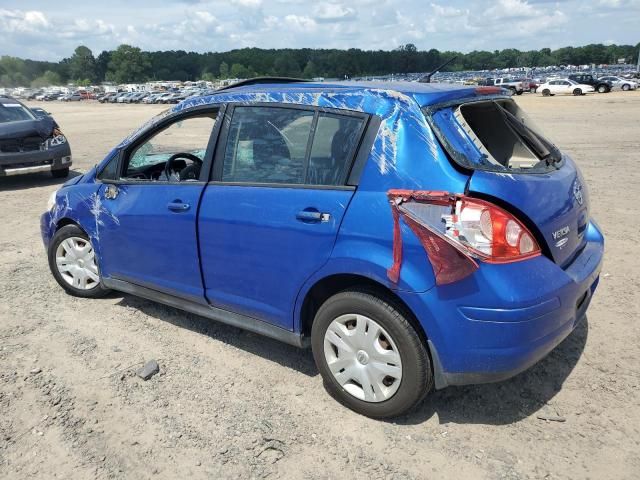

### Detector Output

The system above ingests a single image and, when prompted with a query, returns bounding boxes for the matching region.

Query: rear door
[198,104,367,329]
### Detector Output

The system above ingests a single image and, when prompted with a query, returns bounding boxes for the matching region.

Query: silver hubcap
[55,237,99,290]
[324,314,402,403]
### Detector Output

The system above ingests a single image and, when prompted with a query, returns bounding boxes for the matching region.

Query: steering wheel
[164,152,203,181]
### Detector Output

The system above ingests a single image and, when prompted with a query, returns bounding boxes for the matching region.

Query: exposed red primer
[386,189,478,286]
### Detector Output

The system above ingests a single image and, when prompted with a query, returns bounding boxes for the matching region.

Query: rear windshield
[0,102,35,123]
[427,99,561,173]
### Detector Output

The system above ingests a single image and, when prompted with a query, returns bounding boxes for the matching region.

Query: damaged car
[41,78,604,418]
[1,96,71,178]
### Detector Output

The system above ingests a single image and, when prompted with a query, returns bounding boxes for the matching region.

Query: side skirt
[103,277,308,348]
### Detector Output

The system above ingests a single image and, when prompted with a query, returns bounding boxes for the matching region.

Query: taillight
[387,190,541,286]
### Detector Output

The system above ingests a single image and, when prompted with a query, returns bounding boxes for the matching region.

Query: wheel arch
[298,272,430,350]
[56,217,83,232]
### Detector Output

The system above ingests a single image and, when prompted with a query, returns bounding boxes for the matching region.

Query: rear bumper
[0,145,72,176]
[401,220,604,388]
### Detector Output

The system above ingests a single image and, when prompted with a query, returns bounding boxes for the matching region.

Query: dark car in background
[29,107,51,119]
[568,74,612,93]
[0,96,72,178]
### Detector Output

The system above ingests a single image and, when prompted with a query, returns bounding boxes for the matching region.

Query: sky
[0,0,639,61]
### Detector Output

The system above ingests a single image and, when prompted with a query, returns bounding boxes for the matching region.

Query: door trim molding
[103,277,308,348]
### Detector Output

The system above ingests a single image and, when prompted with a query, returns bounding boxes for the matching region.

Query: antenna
[419,56,458,83]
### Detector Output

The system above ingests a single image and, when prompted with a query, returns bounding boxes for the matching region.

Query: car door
[198,104,368,329]
[95,107,221,303]
[558,81,570,94]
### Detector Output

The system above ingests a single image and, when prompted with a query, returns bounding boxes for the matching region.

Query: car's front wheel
[542,89,551,96]
[573,88,583,96]
[597,85,608,93]
[311,289,432,418]
[48,225,110,298]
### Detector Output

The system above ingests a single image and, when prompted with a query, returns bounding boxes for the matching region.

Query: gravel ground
[1,92,639,479]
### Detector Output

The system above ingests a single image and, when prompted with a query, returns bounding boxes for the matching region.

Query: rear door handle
[296,210,330,223]
[167,200,190,212]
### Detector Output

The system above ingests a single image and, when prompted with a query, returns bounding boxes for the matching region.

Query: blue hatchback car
[41,78,604,418]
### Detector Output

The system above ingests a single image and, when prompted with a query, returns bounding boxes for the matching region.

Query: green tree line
[1,42,638,88]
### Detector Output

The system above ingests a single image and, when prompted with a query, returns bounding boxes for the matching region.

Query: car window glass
[123,114,216,181]
[222,106,314,184]
[307,114,363,186]
[0,103,35,123]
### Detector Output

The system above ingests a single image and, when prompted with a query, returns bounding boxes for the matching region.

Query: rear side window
[308,114,363,186]
[223,107,313,184]
[222,106,364,186]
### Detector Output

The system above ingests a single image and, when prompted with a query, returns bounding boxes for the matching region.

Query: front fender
[46,183,106,258]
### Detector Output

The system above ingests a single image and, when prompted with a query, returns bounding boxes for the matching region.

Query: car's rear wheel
[573,88,583,96]
[48,225,110,298]
[311,288,432,418]
[597,85,608,93]
[51,167,69,178]
[622,84,630,91]
[542,89,551,96]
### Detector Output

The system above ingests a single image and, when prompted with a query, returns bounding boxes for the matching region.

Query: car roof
[178,79,498,114]
[0,96,25,106]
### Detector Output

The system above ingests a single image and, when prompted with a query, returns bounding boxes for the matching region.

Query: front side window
[123,113,216,182]
[222,106,364,186]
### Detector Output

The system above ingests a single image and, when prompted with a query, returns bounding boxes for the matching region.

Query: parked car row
[32,91,95,101]
[538,75,638,96]
[475,73,638,96]
[97,90,208,104]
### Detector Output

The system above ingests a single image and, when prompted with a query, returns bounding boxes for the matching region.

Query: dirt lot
[1,91,639,479]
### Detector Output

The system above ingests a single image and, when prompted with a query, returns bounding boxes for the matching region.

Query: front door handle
[167,200,190,212]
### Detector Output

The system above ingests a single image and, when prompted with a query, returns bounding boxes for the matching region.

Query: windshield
[0,102,36,123]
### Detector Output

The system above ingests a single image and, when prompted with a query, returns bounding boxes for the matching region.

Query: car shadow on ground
[0,170,82,191]
[114,293,588,425]
[114,294,319,377]
[398,317,589,426]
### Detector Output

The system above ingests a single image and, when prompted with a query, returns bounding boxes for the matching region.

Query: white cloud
[283,14,316,30]
[312,3,357,22]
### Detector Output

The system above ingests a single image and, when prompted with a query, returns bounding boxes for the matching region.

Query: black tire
[51,167,69,178]
[48,224,110,298]
[573,88,582,96]
[508,87,516,95]
[542,89,551,97]
[529,87,536,93]
[622,84,630,91]
[516,90,523,95]
[311,288,432,418]
[597,85,608,93]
